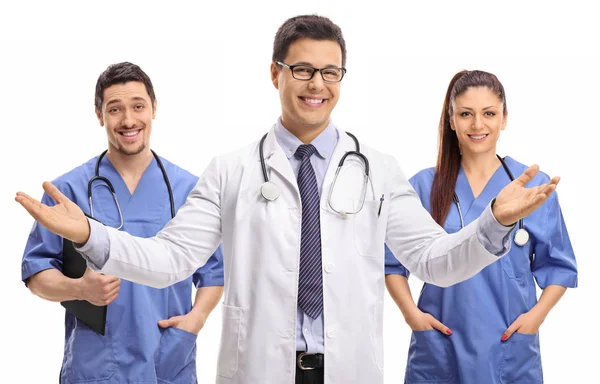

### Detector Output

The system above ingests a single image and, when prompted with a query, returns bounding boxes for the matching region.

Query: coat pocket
[405,330,455,382]
[217,305,243,378]
[155,326,198,383]
[354,200,383,257]
[501,332,543,383]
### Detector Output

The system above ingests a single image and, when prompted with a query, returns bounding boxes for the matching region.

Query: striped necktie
[295,144,323,319]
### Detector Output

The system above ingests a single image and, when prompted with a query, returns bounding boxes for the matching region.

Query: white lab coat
[89,127,504,383]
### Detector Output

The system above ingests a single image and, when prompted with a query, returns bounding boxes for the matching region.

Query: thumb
[158,318,173,328]
[42,181,68,204]
[513,165,539,187]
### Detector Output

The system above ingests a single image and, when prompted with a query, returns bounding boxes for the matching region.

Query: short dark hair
[94,62,156,112]
[273,15,347,67]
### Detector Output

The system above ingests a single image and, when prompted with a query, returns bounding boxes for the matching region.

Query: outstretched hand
[493,165,559,226]
[16,182,91,244]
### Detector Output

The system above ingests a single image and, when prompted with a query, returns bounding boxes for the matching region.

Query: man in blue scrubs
[20,62,224,384]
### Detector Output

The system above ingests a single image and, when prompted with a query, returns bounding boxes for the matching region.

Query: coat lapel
[262,126,300,197]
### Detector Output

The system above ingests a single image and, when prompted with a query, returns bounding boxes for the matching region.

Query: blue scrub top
[21,154,224,384]
[385,156,578,384]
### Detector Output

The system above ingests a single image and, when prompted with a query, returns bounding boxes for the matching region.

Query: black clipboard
[60,217,107,336]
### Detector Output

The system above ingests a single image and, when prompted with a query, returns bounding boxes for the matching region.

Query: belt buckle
[297,352,316,371]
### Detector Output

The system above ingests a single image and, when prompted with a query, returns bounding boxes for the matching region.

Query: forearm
[188,285,224,324]
[529,285,567,320]
[386,160,509,287]
[385,274,419,320]
[78,184,222,289]
[27,269,81,302]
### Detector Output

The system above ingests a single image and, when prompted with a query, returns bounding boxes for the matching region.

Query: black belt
[296,352,324,370]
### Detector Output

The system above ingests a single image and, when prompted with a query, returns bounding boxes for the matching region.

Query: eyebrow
[105,97,148,107]
[292,61,341,68]
[458,105,498,111]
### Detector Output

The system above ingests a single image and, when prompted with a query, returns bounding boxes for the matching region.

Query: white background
[1,1,597,383]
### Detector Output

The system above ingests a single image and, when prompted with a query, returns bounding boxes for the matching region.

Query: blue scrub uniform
[21,155,224,384]
[385,157,578,384]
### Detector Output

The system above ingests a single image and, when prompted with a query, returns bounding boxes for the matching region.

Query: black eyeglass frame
[276,61,347,83]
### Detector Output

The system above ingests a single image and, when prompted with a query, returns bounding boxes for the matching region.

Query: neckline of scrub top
[96,154,166,221]
[455,162,509,222]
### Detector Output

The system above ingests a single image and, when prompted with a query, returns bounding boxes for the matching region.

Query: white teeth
[469,134,487,140]
[121,130,140,137]
[304,98,324,104]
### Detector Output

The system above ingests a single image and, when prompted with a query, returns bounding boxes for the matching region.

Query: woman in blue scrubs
[20,62,224,384]
[385,70,578,384]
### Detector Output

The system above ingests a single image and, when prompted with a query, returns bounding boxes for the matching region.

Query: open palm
[16,182,90,244]
[493,165,560,226]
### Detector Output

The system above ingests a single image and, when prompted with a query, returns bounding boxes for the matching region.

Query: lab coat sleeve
[21,193,64,285]
[76,157,223,289]
[385,156,512,287]
[532,193,578,289]
[193,244,224,288]
[384,244,410,277]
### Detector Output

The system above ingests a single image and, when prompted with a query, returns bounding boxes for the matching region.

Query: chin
[301,115,328,128]
[118,143,146,156]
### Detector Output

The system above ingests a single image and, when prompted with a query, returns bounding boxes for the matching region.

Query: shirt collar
[274,117,338,160]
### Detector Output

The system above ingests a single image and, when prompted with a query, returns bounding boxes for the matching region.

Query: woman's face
[450,86,507,157]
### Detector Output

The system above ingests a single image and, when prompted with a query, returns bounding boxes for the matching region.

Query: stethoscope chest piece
[261,181,281,201]
[514,228,530,247]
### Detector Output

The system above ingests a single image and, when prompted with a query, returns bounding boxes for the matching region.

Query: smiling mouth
[299,96,327,107]
[119,129,142,137]
[467,133,489,141]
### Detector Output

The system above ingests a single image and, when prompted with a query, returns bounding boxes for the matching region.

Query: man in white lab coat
[17,15,559,384]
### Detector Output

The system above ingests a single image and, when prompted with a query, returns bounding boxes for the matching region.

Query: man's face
[271,38,343,133]
[96,81,156,156]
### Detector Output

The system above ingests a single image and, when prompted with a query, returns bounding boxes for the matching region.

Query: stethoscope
[87,149,175,229]
[453,154,529,246]
[259,132,373,217]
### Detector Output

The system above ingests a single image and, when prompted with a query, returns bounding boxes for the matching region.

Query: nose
[308,71,325,91]
[121,108,136,128]
[472,114,485,131]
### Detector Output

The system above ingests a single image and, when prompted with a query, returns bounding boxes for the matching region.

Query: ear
[449,115,456,131]
[270,62,280,89]
[95,108,104,126]
[152,99,157,119]
[501,111,508,131]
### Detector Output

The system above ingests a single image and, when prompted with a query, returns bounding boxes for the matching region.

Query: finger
[15,192,41,206]
[104,285,120,300]
[430,318,453,336]
[158,318,174,328]
[103,292,119,305]
[513,165,540,187]
[540,182,557,198]
[42,181,68,204]
[102,279,121,293]
[102,274,121,284]
[15,194,44,219]
[502,322,520,341]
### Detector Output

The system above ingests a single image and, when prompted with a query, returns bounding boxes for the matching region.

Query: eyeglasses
[276,61,346,83]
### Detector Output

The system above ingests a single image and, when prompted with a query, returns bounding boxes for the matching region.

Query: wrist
[75,220,91,246]
[70,277,84,301]
[401,306,422,324]
[528,305,549,323]
[189,306,209,323]
[491,198,516,227]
